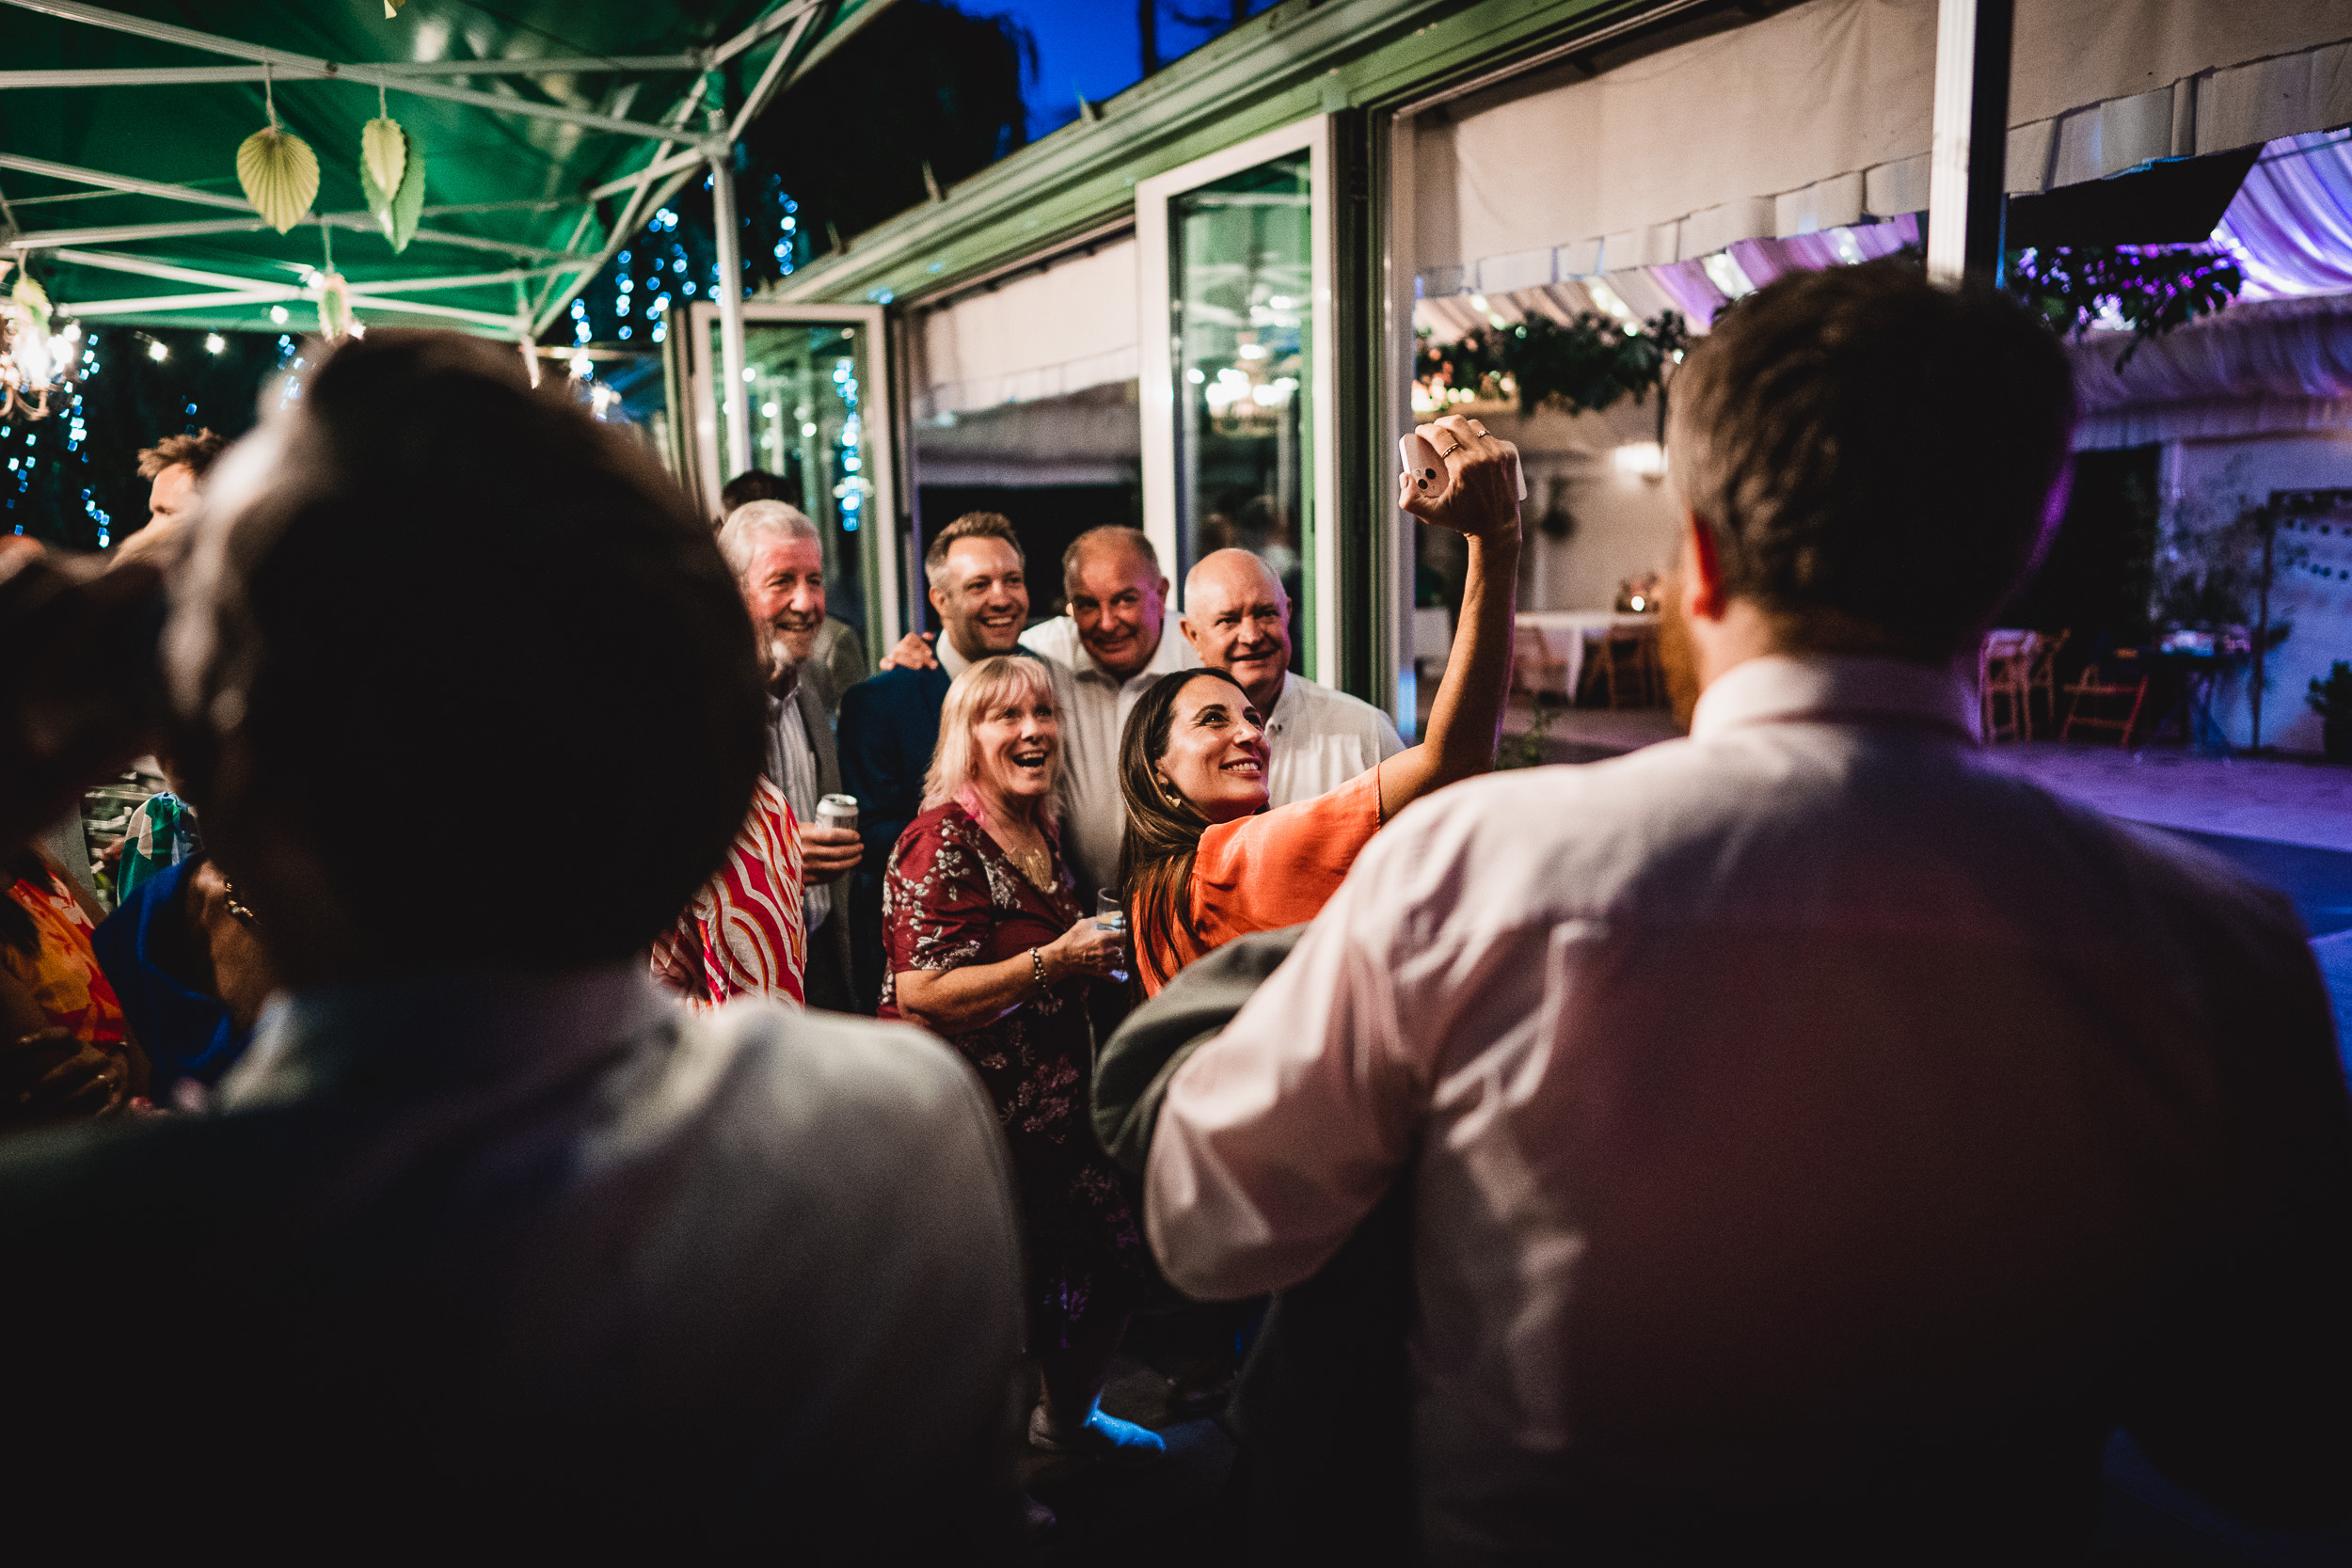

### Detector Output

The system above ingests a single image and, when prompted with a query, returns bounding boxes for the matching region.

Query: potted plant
[2310,661,2352,763]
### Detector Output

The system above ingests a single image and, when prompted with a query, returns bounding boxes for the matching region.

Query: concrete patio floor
[1977,742,2352,856]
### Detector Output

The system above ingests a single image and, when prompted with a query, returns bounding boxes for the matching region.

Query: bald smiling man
[1179,548,1403,808]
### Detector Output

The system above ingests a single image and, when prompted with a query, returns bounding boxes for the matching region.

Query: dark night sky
[990,1,1271,140]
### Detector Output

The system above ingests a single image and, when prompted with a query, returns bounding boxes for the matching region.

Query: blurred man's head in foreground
[168,331,763,984]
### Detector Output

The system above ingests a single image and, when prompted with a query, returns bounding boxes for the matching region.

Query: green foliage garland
[2005,245,2243,367]
[1416,309,1688,417]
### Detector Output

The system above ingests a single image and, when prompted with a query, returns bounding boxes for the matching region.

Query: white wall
[913,239,1137,419]
[1474,397,1686,611]
[2163,430,2352,754]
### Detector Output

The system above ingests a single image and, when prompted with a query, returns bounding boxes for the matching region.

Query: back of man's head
[719,467,799,515]
[1667,261,2074,661]
[173,330,763,973]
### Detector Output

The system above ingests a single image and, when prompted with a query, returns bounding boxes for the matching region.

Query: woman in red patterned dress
[3,847,147,1125]
[879,656,1157,1463]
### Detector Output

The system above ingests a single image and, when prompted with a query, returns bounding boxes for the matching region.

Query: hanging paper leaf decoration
[358,120,427,253]
[384,0,406,16]
[10,268,50,325]
[316,272,353,341]
[385,140,426,252]
[360,117,405,204]
[238,126,319,234]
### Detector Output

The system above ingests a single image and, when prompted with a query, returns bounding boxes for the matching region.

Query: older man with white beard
[1180,547,1402,807]
[717,500,860,1010]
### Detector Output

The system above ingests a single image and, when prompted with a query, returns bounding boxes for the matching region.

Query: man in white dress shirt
[1137,264,2352,1559]
[1180,547,1404,807]
[1017,526,1198,900]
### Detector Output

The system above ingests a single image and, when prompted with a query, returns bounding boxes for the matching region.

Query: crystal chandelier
[0,260,67,420]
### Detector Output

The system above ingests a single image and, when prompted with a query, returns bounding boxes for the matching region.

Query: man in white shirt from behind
[1140,264,2352,1560]
[1017,526,1197,900]
[1179,546,1404,807]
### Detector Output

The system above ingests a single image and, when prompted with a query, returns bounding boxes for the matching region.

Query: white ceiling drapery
[1414,0,2352,301]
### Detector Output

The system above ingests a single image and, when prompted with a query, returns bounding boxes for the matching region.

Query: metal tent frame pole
[1925,0,2012,284]
[0,0,729,148]
[709,147,752,486]
[0,0,867,394]
[520,2,824,341]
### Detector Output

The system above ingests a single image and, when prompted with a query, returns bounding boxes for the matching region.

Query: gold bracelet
[1030,947,1048,994]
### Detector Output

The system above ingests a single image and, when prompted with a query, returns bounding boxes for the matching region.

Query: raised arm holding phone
[1116,412,1521,994]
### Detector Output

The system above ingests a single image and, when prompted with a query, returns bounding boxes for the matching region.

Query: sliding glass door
[1138,117,1336,683]
[689,301,904,659]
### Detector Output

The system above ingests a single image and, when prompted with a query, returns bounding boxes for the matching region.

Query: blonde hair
[921,655,1060,829]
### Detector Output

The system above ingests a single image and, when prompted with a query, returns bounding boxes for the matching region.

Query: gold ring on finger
[1436,441,1463,457]
[1468,420,1488,436]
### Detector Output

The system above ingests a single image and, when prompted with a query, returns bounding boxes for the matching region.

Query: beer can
[816,793,859,832]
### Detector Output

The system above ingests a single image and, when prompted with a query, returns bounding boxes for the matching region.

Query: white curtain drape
[2069,296,2352,450]
[1414,0,2352,298]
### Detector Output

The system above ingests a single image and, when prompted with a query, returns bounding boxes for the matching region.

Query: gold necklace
[1008,839,1055,893]
[993,824,1053,892]
[980,796,1056,892]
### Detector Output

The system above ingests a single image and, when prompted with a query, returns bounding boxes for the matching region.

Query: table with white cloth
[1514,611,1659,700]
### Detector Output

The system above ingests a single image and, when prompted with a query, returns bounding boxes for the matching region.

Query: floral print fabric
[5,866,129,1052]
[880,800,1147,1350]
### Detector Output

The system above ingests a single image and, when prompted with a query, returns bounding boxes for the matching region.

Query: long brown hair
[1116,666,1249,987]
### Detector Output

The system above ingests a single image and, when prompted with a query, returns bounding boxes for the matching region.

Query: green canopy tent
[0,0,887,466]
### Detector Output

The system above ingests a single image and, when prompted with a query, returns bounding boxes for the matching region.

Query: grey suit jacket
[787,663,857,1010]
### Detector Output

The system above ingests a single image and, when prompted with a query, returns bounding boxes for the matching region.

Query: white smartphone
[1400,431,1526,502]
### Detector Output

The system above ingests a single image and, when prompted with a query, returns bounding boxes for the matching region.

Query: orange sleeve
[1189,766,1384,952]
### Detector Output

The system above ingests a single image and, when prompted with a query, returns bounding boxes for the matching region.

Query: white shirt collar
[938,634,975,680]
[1690,654,1980,743]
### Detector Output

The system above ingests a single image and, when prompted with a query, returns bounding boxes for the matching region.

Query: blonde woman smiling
[879,656,1156,1463]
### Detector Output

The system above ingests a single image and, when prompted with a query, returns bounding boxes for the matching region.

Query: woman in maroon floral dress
[880,655,1160,1463]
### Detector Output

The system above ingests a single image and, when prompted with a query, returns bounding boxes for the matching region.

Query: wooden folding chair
[1979,629,2034,743]
[2024,628,2069,734]
[1579,625,1659,709]
[2060,653,2148,749]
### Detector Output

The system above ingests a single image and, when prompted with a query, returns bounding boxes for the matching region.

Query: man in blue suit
[838,511,1033,1009]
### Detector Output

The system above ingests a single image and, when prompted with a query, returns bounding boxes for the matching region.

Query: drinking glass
[1095,889,1130,985]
